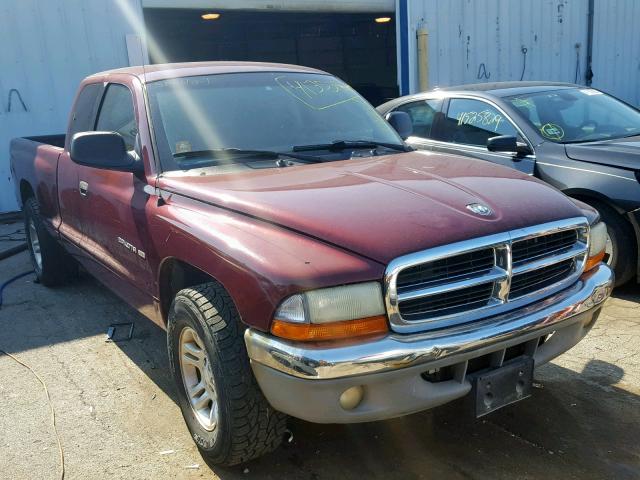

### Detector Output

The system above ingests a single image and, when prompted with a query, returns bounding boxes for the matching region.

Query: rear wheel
[167,282,287,466]
[23,197,77,286]
[588,200,636,286]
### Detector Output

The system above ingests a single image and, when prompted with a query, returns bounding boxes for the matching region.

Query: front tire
[589,200,636,286]
[167,282,287,466]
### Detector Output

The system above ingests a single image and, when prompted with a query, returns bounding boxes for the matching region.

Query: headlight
[585,221,607,272]
[271,282,388,341]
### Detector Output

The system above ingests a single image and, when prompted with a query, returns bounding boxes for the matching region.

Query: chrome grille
[510,258,575,299]
[397,248,495,291]
[385,218,590,333]
[399,282,495,320]
[512,229,578,266]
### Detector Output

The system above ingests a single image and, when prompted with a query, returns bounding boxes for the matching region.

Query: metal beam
[142,0,395,13]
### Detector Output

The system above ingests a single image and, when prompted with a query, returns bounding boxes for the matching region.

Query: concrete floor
[0,221,639,480]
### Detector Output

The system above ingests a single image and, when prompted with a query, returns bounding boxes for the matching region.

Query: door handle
[79,181,89,196]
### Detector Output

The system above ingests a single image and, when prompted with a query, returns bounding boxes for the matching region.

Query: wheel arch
[157,257,227,326]
[20,179,35,205]
[567,189,639,284]
[563,188,626,215]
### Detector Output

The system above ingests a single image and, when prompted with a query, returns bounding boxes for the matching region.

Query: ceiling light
[201,13,221,20]
[375,17,392,23]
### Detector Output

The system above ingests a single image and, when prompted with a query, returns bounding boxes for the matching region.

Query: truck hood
[565,135,640,170]
[159,152,583,264]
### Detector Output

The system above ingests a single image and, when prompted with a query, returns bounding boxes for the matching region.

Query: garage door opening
[143,8,398,106]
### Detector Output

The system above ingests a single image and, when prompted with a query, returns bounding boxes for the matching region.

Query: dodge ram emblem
[466,203,493,216]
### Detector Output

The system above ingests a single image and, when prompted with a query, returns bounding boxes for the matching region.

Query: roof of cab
[376,81,585,113]
[88,61,328,83]
[436,81,580,97]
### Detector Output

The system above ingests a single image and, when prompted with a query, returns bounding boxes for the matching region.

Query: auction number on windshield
[456,110,504,131]
[275,76,359,110]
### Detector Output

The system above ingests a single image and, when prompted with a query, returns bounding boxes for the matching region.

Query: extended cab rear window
[68,83,103,140]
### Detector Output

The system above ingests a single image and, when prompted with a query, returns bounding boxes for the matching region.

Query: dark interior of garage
[143,8,398,106]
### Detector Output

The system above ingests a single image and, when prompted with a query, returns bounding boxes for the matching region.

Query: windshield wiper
[562,131,640,144]
[292,140,412,152]
[173,148,324,164]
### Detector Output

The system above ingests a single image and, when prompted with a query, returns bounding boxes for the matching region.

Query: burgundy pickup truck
[10,62,613,466]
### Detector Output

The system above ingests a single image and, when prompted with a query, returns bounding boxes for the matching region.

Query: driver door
[75,82,155,296]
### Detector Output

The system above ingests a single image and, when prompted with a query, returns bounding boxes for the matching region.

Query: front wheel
[588,200,636,286]
[167,282,287,466]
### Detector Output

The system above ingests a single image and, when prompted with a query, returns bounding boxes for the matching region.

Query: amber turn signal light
[271,315,388,342]
[585,249,605,272]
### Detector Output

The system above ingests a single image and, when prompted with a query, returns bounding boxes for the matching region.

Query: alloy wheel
[179,327,219,433]
[28,219,42,270]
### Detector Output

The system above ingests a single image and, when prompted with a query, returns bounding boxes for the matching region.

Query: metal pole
[417,26,429,91]
[585,0,594,86]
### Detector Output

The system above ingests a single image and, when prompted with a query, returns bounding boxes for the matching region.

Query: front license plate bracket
[470,356,534,418]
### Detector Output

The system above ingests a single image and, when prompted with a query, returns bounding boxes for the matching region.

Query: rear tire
[588,200,636,286]
[167,282,287,466]
[23,197,78,286]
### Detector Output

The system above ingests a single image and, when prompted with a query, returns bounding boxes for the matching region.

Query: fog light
[339,386,364,410]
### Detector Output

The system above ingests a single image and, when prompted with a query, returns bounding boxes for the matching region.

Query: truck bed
[10,134,66,227]
[21,134,66,149]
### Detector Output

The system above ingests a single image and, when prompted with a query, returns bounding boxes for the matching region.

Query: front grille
[510,258,575,299]
[385,218,589,333]
[512,229,577,265]
[397,248,494,291]
[399,282,495,320]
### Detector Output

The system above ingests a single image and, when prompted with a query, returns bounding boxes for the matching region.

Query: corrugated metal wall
[592,0,640,106]
[0,0,144,213]
[398,0,639,105]
[399,0,590,93]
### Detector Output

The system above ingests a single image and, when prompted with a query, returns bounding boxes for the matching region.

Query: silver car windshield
[506,88,640,143]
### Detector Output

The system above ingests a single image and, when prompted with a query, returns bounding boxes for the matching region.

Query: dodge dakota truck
[10,62,613,466]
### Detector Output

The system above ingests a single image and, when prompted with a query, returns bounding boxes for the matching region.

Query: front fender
[149,193,384,331]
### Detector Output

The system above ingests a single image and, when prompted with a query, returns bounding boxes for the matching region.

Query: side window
[394,99,443,139]
[68,84,103,140]
[441,98,517,147]
[96,84,137,150]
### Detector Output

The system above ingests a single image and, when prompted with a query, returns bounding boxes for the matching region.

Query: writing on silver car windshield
[507,88,640,143]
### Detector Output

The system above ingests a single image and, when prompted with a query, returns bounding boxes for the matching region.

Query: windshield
[147,72,403,172]
[505,88,640,143]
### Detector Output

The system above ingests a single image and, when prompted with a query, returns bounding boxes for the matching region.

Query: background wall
[0,0,144,213]
[591,0,640,106]
[398,0,640,106]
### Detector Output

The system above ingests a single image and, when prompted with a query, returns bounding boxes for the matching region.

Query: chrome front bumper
[245,265,613,423]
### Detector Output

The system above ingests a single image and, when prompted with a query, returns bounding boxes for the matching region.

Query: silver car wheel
[179,327,219,433]
[28,219,42,270]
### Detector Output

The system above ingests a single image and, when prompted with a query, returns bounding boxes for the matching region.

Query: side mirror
[487,135,533,157]
[70,131,143,173]
[385,111,413,140]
